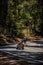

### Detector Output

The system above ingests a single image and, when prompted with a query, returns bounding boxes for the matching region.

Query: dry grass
[0,34,43,45]
[27,36,43,41]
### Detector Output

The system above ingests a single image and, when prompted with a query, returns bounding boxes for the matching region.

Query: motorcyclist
[16,41,24,50]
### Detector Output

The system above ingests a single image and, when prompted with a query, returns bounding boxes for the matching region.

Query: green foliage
[0,0,43,36]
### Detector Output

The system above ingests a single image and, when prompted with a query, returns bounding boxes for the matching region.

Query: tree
[0,0,8,34]
[0,0,43,36]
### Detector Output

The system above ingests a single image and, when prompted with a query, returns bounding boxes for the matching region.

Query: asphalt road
[0,40,43,64]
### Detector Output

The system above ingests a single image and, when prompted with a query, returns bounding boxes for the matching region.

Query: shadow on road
[0,50,43,65]
[31,40,43,44]
[25,45,43,48]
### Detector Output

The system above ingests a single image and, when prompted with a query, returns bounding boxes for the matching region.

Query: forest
[0,1,43,65]
[0,0,43,37]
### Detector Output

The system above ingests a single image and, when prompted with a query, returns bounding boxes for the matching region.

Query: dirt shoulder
[27,36,43,41]
[0,35,43,45]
